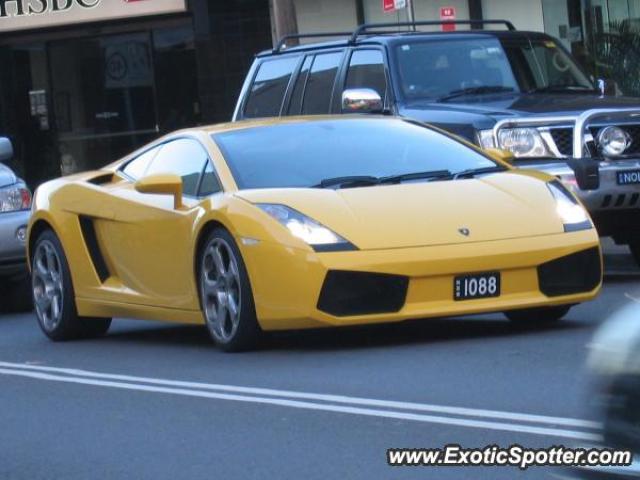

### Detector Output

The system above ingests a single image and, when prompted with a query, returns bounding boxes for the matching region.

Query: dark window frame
[118,135,224,199]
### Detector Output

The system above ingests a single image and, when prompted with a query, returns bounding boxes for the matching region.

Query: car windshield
[394,36,594,101]
[213,118,498,190]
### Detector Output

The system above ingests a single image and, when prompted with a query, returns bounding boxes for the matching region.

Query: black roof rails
[349,19,516,43]
[272,20,516,54]
[273,32,351,53]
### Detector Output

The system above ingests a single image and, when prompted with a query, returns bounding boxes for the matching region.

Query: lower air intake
[538,247,601,297]
[317,270,409,317]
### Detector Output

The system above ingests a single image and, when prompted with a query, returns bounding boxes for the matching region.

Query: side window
[121,146,161,180]
[145,138,208,197]
[199,162,222,196]
[287,56,313,115]
[345,50,387,100]
[302,52,342,115]
[243,57,299,119]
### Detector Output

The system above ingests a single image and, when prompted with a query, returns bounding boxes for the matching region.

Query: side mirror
[483,148,515,165]
[134,174,183,209]
[597,78,618,96]
[0,137,13,163]
[342,88,384,114]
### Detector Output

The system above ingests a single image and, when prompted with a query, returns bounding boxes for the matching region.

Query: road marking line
[0,361,600,430]
[0,367,601,442]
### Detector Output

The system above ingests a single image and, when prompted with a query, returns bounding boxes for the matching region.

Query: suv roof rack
[273,32,352,53]
[272,19,516,54]
[349,20,516,43]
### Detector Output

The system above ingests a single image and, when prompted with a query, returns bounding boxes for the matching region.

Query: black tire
[31,229,111,341]
[504,305,571,324]
[630,241,640,268]
[198,227,261,352]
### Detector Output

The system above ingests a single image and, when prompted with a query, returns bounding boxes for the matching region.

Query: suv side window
[121,146,161,180]
[345,49,387,100]
[145,138,209,197]
[302,52,342,115]
[287,56,313,115]
[244,57,299,119]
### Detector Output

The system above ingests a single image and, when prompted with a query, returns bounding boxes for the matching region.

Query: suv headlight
[479,128,551,158]
[0,184,31,213]
[257,204,356,252]
[547,181,591,232]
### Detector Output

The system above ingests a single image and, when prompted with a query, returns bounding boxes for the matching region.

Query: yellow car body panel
[27,117,603,332]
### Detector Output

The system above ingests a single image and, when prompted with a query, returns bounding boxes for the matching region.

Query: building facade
[0,0,272,189]
[2,0,640,189]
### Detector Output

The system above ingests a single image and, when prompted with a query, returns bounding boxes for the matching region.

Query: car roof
[256,30,553,58]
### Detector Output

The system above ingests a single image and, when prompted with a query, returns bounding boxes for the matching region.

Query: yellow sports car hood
[235,172,570,250]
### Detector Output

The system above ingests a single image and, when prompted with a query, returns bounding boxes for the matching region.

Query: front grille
[537,247,601,297]
[317,270,408,317]
[549,125,640,157]
[549,128,573,156]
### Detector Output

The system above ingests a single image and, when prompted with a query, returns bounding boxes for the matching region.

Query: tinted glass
[121,146,160,180]
[199,162,222,196]
[502,38,593,92]
[244,57,299,118]
[145,138,208,196]
[213,119,496,190]
[394,38,519,100]
[287,56,313,115]
[302,52,342,114]
[345,50,387,99]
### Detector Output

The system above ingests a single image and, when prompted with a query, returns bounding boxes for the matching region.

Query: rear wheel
[504,305,571,324]
[32,229,111,341]
[199,227,261,352]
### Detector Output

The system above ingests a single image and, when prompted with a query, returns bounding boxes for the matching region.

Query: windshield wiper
[437,86,515,102]
[527,85,599,94]
[451,165,506,179]
[379,170,452,184]
[312,175,381,189]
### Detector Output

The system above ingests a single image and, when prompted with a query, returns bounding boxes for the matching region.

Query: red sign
[440,6,456,31]
[383,0,395,12]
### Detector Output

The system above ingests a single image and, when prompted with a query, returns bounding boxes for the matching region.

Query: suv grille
[549,125,640,157]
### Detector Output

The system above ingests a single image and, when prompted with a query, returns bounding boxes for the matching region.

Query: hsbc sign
[0,0,186,32]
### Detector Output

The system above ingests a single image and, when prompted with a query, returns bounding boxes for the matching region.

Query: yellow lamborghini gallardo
[28,117,602,351]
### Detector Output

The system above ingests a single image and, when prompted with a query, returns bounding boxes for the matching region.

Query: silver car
[0,137,31,311]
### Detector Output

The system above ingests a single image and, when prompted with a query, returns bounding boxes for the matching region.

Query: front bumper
[0,210,29,278]
[242,230,601,331]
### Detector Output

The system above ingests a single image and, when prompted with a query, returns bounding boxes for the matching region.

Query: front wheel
[504,305,571,324]
[199,227,261,352]
[31,229,111,341]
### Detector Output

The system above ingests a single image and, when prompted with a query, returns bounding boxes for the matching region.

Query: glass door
[48,32,159,175]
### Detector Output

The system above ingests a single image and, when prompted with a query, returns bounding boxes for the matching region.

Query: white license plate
[454,272,501,301]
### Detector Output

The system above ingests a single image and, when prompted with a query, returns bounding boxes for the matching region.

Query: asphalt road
[0,246,638,480]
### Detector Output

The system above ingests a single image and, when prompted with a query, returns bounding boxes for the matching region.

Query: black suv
[234,20,640,265]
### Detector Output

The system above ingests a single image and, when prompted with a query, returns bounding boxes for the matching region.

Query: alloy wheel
[32,240,64,332]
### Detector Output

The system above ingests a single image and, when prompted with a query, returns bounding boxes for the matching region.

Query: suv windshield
[213,118,498,190]
[394,36,594,101]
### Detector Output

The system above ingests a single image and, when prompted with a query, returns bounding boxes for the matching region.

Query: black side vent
[87,173,114,185]
[538,247,601,297]
[78,216,110,283]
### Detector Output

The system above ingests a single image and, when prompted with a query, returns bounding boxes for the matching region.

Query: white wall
[363,0,470,28]
[295,0,358,34]
[481,0,544,32]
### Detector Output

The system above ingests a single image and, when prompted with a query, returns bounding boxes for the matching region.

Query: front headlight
[479,128,551,158]
[257,204,356,252]
[0,184,31,213]
[547,181,591,232]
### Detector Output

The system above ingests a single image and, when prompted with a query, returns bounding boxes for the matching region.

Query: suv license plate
[617,170,640,185]
[454,272,501,301]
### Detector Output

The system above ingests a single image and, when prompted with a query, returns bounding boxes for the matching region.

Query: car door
[95,137,212,310]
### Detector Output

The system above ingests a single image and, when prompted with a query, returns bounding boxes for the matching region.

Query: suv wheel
[32,229,111,340]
